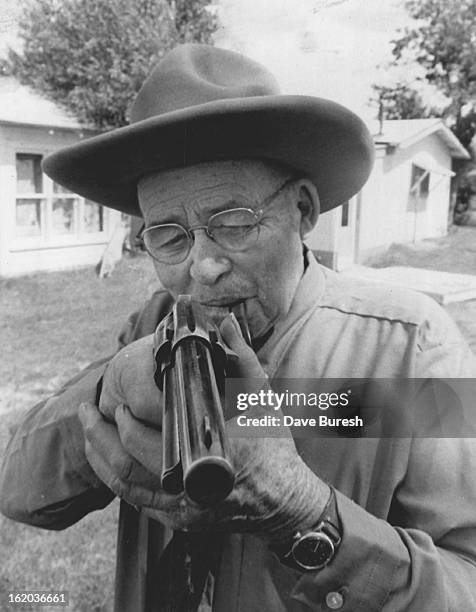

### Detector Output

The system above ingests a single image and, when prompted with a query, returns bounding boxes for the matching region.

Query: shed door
[334,199,356,270]
[406,165,430,242]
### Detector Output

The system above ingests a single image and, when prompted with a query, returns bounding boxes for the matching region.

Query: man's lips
[197,298,248,308]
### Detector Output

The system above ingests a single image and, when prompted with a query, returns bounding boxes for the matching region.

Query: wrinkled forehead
[137,159,290,218]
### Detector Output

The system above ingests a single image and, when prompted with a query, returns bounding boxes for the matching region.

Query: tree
[371,83,437,122]
[387,0,476,148]
[171,0,218,43]
[8,0,218,129]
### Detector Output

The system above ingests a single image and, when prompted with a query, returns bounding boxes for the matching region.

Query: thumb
[220,313,265,379]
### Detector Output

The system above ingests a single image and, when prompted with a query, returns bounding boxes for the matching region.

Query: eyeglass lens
[142,208,260,263]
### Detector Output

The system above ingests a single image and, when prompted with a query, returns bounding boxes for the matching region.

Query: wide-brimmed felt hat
[43,44,375,217]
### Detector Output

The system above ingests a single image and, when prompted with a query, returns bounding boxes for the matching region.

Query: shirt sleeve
[0,359,114,529]
[290,301,476,611]
[0,289,173,530]
[291,438,476,611]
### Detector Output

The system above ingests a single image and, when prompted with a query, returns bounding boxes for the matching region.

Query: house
[307,119,471,270]
[0,77,121,277]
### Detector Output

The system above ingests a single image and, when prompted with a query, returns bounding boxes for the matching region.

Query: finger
[220,313,265,379]
[220,312,247,350]
[84,438,163,509]
[84,437,124,495]
[79,402,161,489]
[79,405,206,526]
[115,404,163,476]
[85,440,186,516]
[99,335,162,427]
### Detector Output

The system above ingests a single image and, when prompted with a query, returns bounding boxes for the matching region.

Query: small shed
[307,119,470,270]
[0,77,121,277]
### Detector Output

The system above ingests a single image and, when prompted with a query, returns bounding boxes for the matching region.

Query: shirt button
[325,591,344,609]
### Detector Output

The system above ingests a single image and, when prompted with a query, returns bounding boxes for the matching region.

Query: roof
[371,118,470,160]
[0,76,92,130]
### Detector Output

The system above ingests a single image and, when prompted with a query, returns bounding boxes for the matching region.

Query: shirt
[1,253,476,611]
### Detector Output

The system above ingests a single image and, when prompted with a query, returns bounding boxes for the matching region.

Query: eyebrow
[145,212,185,227]
[146,198,256,226]
[202,196,259,216]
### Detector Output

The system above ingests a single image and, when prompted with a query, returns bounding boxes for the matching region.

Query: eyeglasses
[138,178,294,264]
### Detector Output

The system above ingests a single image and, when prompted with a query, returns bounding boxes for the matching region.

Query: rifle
[153,295,250,506]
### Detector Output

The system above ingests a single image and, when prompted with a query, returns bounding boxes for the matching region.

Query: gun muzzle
[154,295,236,506]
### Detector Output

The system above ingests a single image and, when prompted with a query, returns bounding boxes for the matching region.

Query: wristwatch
[272,487,342,572]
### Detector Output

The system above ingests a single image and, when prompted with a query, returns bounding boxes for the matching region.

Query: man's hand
[96,334,160,426]
[79,313,330,544]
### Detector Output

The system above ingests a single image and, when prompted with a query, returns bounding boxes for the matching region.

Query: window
[84,199,104,233]
[341,201,349,227]
[408,165,430,212]
[15,154,43,237]
[15,153,106,243]
[52,182,77,234]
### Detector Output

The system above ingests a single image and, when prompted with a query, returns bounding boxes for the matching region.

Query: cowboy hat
[43,44,374,217]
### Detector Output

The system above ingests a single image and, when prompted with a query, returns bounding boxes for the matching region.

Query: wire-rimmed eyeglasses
[137,178,294,264]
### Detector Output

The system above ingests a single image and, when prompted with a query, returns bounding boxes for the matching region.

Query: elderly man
[1,44,476,612]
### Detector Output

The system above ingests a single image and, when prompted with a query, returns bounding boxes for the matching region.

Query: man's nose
[188,231,232,285]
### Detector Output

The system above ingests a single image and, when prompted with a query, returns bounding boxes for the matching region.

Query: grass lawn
[0,228,475,610]
[369,225,476,275]
[369,226,476,352]
[0,254,158,612]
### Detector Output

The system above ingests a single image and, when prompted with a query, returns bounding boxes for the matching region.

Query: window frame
[340,201,350,227]
[12,151,108,250]
[407,164,430,213]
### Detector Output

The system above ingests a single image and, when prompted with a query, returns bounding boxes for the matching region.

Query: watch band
[272,486,342,572]
[316,485,340,532]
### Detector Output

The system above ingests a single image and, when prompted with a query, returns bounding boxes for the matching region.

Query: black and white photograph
[1,1,476,610]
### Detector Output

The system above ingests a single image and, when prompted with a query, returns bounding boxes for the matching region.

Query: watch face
[292,533,334,570]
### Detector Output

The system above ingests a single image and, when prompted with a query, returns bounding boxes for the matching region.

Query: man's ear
[294,179,320,238]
